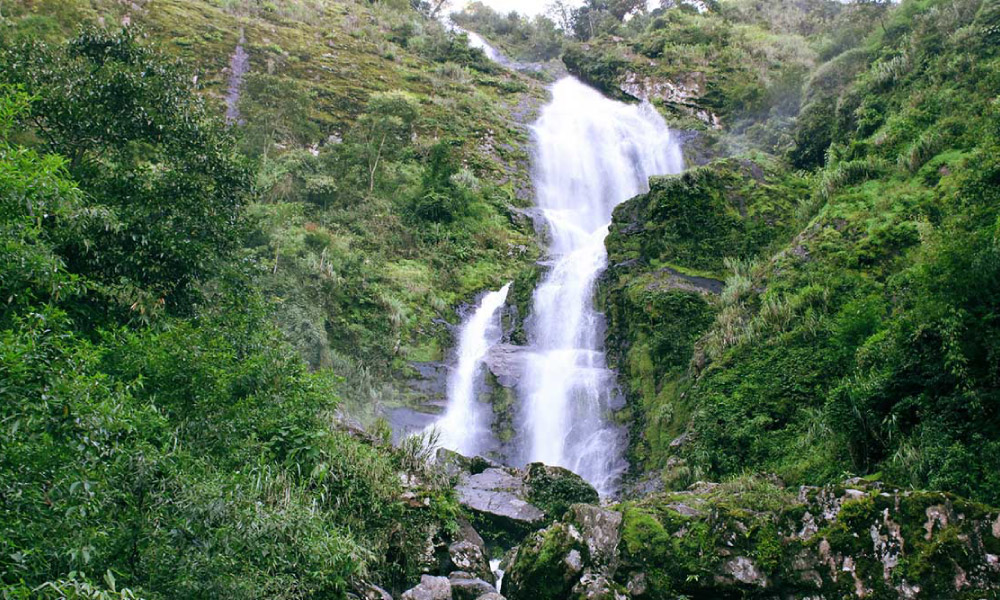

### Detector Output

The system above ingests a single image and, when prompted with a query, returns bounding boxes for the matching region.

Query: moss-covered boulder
[503,478,1000,600]
[525,463,601,520]
[502,505,625,600]
[450,456,600,550]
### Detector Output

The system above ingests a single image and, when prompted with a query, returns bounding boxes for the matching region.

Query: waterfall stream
[430,34,684,495]
[519,77,684,495]
[434,284,511,457]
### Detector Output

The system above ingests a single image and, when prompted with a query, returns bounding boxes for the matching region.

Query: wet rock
[484,344,524,388]
[448,572,497,600]
[400,575,451,600]
[353,581,393,600]
[448,541,495,585]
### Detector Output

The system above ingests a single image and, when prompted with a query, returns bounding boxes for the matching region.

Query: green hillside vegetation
[7,0,545,417]
[0,0,546,596]
[0,69,447,600]
[597,0,1000,506]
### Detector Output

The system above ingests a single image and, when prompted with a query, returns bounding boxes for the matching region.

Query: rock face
[600,157,807,485]
[451,458,598,547]
[400,575,452,600]
[619,71,721,129]
[502,480,1000,600]
[502,504,624,600]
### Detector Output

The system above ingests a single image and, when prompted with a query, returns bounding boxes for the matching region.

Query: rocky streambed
[351,450,1000,600]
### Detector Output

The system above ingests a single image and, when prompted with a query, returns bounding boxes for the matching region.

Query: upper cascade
[519,76,684,495]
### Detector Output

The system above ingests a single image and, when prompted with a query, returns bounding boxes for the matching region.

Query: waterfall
[519,77,684,495]
[442,16,511,67]
[224,29,249,125]
[434,283,511,456]
[464,30,506,65]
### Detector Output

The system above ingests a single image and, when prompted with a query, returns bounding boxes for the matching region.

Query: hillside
[9,0,550,419]
[595,0,1000,508]
[2,0,1000,598]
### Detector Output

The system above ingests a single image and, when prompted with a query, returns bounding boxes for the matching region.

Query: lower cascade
[518,77,684,495]
[434,283,510,457]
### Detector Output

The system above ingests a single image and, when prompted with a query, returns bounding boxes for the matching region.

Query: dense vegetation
[3,0,546,417]
[0,0,549,595]
[3,0,1000,597]
[0,23,472,597]
[596,0,1000,507]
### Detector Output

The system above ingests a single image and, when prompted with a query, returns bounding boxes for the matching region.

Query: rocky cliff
[502,478,1000,600]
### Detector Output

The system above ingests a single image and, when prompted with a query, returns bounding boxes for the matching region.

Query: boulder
[455,467,546,543]
[438,448,503,478]
[400,575,451,600]
[572,572,627,600]
[352,582,393,600]
[448,572,498,600]
[448,540,495,585]
[475,594,505,600]
[502,505,622,600]
[501,519,588,599]
[450,456,599,549]
[502,479,1000,600]
[568,505,622,570]
[523,463,600,520]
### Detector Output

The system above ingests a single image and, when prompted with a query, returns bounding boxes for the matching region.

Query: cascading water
[434,283,511,457]
[519,77,684,495]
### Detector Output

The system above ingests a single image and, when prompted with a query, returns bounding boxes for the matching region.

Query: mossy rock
[525,463,601,521]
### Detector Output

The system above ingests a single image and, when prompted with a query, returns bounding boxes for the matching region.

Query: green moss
[601,155,804,477]
[505,523,587,600]
[525,465,600,521]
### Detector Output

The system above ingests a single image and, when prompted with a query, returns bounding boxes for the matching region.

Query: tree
[0,85,81,326]
[0,28,252,319]
[412,0,452,18]
[342,90,420,194]
[546,0,575,31]
[237,73,318,159]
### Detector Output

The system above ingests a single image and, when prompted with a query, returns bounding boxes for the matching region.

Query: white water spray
[520,77,684,495]
[434,283,511,456]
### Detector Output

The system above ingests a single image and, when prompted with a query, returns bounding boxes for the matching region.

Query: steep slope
[0,1,553,597]
[7,0,549,419]
[595,0,1000,506]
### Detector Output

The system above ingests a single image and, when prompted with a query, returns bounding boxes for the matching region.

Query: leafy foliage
[0,29,457,596]
[601,0,1000,507]
[0,28,252,318]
